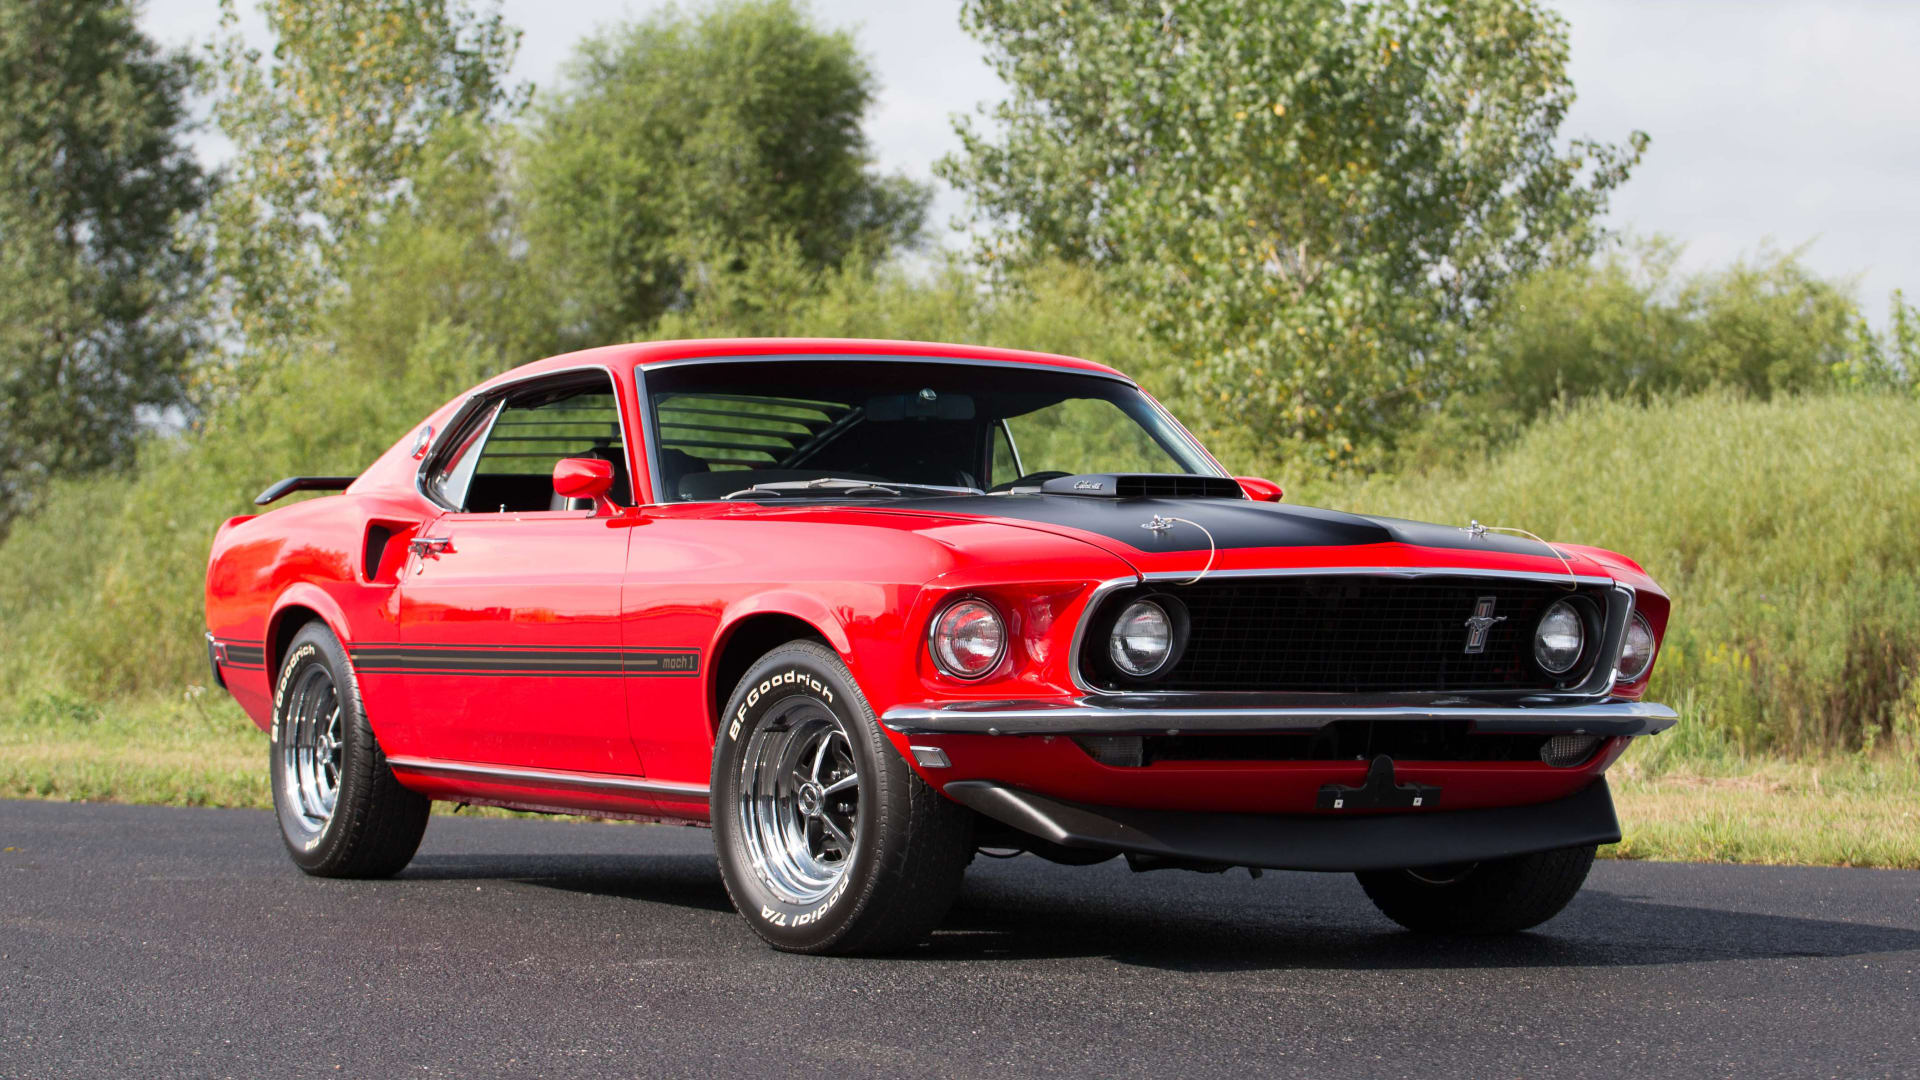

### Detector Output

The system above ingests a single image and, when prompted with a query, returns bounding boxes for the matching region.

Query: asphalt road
[3,800,1917,1080]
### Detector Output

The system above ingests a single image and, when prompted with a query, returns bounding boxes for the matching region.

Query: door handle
[407,535,453,557]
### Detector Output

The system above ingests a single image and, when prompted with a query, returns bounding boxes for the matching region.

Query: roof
[474,337,1134,392]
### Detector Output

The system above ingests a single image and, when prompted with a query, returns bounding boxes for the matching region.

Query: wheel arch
[707,608,841,735]
[266,585,355,679]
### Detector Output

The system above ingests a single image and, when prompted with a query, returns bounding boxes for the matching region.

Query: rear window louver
[475,400,622,474]
[654,394,852,470]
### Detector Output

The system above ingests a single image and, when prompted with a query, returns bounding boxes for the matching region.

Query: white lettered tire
[711,641,973,954]
[270,621,430,877]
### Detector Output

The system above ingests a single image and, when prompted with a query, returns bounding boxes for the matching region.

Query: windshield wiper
[721,477,980,501]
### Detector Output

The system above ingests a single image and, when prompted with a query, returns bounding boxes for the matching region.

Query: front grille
[1081,575,1610,694]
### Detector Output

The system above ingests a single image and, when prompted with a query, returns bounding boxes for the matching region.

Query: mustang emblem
[1463,596,1506,654]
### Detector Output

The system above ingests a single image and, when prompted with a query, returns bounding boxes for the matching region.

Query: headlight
[1109,600,1174,676]
[1534,600,1585,675]
[1618,610,1656,682]
[930,599,1005,679]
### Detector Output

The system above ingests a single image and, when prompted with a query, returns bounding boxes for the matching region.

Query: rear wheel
[711,641,973,954]
[1356,844,1596,934]
[270,622,429,877]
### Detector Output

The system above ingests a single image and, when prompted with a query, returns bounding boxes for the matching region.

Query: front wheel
[270,621,430,877]
[1356,844,1597,934]
[711,641,973,954]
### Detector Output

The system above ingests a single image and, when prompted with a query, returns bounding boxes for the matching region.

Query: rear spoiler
[254,476,359,506]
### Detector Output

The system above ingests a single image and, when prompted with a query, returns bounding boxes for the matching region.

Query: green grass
[1608,750,1920,868]
[0,691,265,808]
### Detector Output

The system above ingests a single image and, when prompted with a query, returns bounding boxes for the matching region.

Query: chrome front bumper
[880,698,1678,738]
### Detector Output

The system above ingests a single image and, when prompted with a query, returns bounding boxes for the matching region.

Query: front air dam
[941,777,1622,872]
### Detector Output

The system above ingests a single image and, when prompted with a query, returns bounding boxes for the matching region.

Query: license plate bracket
[1316,755,1442,810]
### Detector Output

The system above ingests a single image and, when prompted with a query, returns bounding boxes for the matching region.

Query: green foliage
[0,0,207,533]
[328,118,562,369]
[204,0,522,346]
[519,0,928,340]
[1843,290,1920,393]
[0,323,502,704]
[1315,392,1920,755]
[943,0,1645,467]
[1394,240,1899,466]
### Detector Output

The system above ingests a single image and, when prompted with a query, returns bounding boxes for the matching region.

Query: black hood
[882,493,1560,558]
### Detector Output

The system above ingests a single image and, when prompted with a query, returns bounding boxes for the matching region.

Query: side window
[424,376,629,513]
[424,401,499,511]
[1002,398,1184,477]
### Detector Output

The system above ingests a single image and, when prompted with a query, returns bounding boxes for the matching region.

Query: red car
[205,338,1674,953]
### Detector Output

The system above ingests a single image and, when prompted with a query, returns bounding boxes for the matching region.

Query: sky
[141,0,1920,316]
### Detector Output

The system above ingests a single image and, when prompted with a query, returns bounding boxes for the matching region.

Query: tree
[942,0,1646,467]
[204,0,522,346]
[519,0,929,341]
[0,0,207,532]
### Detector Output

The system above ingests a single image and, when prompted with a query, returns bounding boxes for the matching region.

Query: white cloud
[1557,0,1920,311]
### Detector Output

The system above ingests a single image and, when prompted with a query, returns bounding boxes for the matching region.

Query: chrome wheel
[737,700,862,905]
[280,665,343,831]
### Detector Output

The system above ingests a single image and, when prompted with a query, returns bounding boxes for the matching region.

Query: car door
[375,371,641,776]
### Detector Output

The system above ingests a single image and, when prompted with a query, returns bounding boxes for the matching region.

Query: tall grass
[1296,392,1920,755]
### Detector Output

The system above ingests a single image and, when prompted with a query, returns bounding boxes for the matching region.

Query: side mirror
[554,457,616,515]
[1235,475,1285,502]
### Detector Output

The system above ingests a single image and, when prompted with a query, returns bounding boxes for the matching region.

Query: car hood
[855,494,1610,580]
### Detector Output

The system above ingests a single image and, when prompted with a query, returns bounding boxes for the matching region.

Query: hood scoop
[1039,473,1245,500]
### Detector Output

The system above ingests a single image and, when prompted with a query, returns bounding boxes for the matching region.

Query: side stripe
[347,644,701,678]
[208,638,266,670]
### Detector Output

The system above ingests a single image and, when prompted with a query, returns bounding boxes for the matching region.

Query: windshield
[642,359,1218,502]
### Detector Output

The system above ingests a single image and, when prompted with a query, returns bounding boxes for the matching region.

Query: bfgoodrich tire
[1356,844,1597,934]
[711,641,973,954]
[270,621,430,877]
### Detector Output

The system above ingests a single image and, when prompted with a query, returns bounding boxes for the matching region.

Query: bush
[0,323,502,705]
[1391,242,1918,472]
